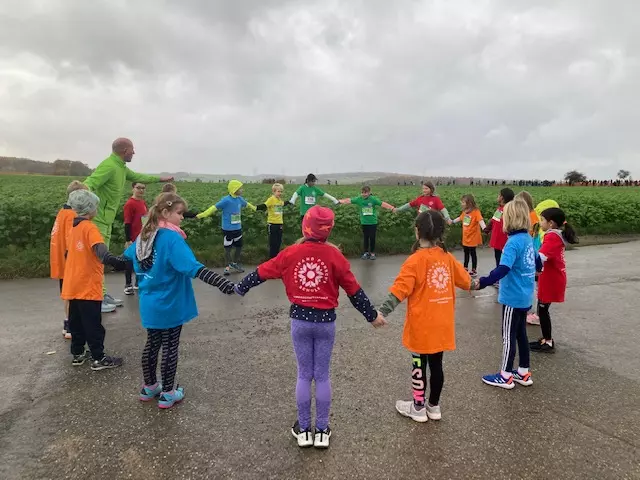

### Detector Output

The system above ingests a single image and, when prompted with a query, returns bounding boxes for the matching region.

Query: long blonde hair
[140,193,187,241]
[502,198,531,233]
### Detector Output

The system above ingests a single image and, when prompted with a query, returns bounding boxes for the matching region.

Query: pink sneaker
[527,313,540,325]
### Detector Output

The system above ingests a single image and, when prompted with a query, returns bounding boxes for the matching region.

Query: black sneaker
[531,340,555,353]
[529,337,544,348]
[291,420,314,448]
[91,355,124,371]
[71,350,91,367]
[314,426,331,449]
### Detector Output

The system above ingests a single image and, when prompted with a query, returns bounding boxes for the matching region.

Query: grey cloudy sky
[1,0,638,179]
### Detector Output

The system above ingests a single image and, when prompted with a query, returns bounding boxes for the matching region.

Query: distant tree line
[0,157,92,176]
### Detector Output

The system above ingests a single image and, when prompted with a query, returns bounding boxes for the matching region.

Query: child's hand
[371,312,388,328]
[470,279,480,290]
[447,219,453,225]
[234,285,245,297]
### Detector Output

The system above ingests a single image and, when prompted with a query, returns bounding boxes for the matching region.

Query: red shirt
[409,195,445,213]
[123,198,148,241]
[537,230,566,303]
[489,206,508,250]
[257,241,361,310]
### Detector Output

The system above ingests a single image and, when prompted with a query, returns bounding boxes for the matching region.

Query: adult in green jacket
[84,138,173,309]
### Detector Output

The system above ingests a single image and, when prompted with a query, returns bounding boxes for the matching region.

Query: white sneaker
[104,293,123,307]
[291,421,314,448]
[124,285,135,296]
[101,302,116,313]
[395,400,428,422]
[426,403,442,420]
[314,427,331,449]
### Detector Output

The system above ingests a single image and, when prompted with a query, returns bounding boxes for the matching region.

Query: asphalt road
[1,243,639,480]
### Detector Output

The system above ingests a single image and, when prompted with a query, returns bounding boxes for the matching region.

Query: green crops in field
[1,174,639,278]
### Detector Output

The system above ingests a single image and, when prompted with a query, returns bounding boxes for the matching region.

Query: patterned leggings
[141,325,183,392]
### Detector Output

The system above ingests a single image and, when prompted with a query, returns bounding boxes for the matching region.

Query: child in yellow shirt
[256,183,292,258]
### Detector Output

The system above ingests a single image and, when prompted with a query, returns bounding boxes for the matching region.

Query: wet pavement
[1,243,639,480]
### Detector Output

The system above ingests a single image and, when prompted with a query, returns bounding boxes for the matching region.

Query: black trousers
[142,326,183,392]
[125,263,137,286]
[362,224,377,253]
[268,224,283,259]
[411,352,444,407]
[501,306,530,372]
[537,302,552,340]
[463,246,478,270]
[68,300,105,359]
[494,248,502,268]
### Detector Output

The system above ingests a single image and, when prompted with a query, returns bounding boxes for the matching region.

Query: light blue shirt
[124,229,203,329]
[498,231,536,309]
[216,195,248,231]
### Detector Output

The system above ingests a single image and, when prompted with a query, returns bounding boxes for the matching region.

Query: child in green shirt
[338,186,395,260]
[289,174,339,218]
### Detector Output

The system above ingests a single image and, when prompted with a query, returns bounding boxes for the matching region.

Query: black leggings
[362,224,377,253]
[463,246,478,270]
[268,224,283,259]
[125,263,137,287]
[69,300,105,359]
[494,248,502,268]
[537,302,552,340]
[411,352,444,407]
[141,325,183,392]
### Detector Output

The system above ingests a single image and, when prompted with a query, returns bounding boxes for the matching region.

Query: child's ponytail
[562,222,579,244]
[140,204,160,242]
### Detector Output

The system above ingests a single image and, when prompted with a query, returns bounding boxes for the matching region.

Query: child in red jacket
[486,188,515,268]
[530,207,578,353]
[235,206,385,449]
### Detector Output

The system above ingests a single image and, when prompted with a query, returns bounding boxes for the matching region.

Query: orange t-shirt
[389,247,471,354]
[50,207,76,279]
[459,209,484,247]
[529,210,539,236]
[61,220,105,301]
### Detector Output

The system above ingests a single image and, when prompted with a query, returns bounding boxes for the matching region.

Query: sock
[517,367,529,376]
[501,370,513,379]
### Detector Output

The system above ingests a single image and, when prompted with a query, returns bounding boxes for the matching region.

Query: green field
[2,174,639,278]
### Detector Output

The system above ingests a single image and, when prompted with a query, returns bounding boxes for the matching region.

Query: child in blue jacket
[197,180,257,275]
[124,193,236,409]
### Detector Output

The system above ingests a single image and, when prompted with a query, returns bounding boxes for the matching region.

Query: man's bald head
[112,138,135,162]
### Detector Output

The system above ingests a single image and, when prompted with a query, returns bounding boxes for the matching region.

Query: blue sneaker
[482,372,515,389]
[139,383,163,401]
[231,263,245,273]
[158,387,185,409]
[511,370,533,386]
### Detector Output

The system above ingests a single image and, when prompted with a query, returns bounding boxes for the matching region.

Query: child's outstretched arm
[322,192,340,205]
[235,254,284,296]
[381,201,395,210]
[244,202,258,212]
[378,257,416,316]
[183,210,199,219]
[338,198,352,204]
[196,205,218,219]
[289,191,299,205]
[196,267,235,294]
[478,240,517,288]
[93,244,130,271]
[394,202,412,213]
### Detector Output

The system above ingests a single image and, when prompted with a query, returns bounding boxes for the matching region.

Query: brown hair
[461,193,477,210]
[67,180,88,195]
[361,185,371,194]
[516,191,534,211]
[162,183,177,194]
[140,193,187,241]
[412,210,447,253]
[502,198,530,233]
[423,181,436,194]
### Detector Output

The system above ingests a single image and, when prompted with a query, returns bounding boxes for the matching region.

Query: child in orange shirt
[449,194,486,277]
[379,210,476,422]
[50,180,88,339]
[62,190,131,370]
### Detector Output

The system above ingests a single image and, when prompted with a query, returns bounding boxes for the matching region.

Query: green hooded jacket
[84,153,160,226]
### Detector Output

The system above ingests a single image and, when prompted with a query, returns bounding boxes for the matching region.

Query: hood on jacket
[535,199,559,216]
[228,180,243,197]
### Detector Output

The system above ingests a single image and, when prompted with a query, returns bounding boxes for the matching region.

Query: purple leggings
[291,319,336,431]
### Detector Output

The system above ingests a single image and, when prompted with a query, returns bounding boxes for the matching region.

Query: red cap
[302,206,335,241]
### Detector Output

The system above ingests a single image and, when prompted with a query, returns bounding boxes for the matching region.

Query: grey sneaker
[72,350,91,366]
[104,293,123,307]
[230,263,245,273]
[426,403,442,420]
[91,355,123,371]
[395,400,428,423]
[101,302,116,313]
[124,285,135,296]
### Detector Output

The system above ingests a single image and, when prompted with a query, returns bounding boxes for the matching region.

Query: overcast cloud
[1,0,638,179]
